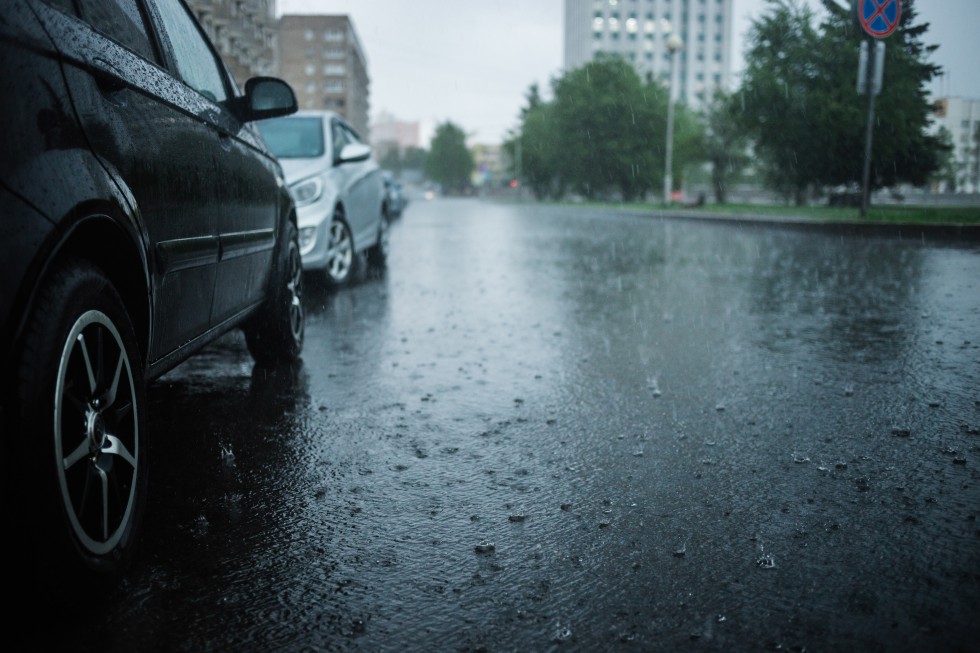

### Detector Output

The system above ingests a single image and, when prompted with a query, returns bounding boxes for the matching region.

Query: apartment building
[277,14,371,138]
[186,0,278,87]
[370,111,421,162]
[933,97,980,193]
[564,0,733,108]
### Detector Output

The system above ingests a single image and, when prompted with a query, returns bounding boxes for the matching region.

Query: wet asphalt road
[40,199,980,652]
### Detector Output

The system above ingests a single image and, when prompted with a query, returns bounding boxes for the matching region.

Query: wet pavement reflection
[38,199,980,651]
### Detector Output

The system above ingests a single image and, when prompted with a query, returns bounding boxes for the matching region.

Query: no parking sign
[856,0,901,39]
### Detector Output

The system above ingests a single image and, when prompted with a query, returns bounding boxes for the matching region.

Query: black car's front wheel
[245,220,304,366]
[11,259,147,592]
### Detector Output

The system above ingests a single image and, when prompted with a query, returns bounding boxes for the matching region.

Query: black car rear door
[147,0,282,329]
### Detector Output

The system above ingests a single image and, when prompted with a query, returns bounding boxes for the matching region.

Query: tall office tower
[278,14,371,139]
[564,0,732,108]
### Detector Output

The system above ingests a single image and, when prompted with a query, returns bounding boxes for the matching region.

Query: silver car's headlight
[289,177,323,207]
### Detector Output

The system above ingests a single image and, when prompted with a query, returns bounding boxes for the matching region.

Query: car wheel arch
[38,211,151,370]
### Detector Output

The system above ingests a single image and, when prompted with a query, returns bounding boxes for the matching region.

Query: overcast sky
[277,1,980,145]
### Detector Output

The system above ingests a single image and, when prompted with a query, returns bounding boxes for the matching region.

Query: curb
[635,208,980,242]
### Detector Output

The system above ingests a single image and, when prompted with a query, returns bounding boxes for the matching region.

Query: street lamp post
[664,34,683,206]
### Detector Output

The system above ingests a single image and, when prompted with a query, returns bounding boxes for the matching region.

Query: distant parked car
[382,171,407,218]
[256,111,389,287]
[1,0,303,593]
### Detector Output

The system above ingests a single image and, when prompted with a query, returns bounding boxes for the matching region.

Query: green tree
[402,146,428,173]
[425,121,473,194]
[701,90,748,204]
[737,0,948,204]
[379,148,403,174]
[813,0,947,189]
[552,57,702,201]
[736,0,825,204]
[504,84,564,199]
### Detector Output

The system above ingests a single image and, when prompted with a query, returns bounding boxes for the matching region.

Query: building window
[305,82,316,93]
[323,63,345,75]
[323,47,344,59]
[323,28,344,42]
[304,63,315,76]
[304,30,314,41]
[325,79,345,92]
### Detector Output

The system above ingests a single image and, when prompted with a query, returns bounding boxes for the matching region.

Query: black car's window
[256,117,325,159]
[152,0,228,103]
[76,0,157,62]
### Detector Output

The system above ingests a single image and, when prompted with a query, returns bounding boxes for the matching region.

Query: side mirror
[231,77,297,122]
[336,142,371,164]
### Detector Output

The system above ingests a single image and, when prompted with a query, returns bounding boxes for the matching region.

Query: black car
[0,0,304,592]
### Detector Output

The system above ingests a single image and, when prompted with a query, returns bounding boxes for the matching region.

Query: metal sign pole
[860,39,876,218]
[854,0,899,218]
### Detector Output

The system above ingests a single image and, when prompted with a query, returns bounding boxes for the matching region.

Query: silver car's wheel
[324,215,354,286]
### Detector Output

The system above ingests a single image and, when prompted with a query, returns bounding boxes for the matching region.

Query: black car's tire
[323,212,356,287]
[367,209,390,271]
[11,258,147,593]
[245,220,305,366]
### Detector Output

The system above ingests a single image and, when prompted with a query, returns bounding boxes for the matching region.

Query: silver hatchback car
[257,110,389,287]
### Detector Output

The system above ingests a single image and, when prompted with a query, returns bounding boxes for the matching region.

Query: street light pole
[664,34,683,206]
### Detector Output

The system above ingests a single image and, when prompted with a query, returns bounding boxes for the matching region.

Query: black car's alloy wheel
[245,220,304,366]
[12,259,147,590]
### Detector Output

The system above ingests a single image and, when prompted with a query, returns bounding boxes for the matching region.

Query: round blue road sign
[857,0,901,39]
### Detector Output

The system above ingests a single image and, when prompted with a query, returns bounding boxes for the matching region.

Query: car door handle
[90,57,127,93]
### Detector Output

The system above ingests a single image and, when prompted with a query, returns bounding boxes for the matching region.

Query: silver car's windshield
[256,116,324,158]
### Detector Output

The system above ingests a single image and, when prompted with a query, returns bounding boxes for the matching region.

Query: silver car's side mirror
[337,143,371,164]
